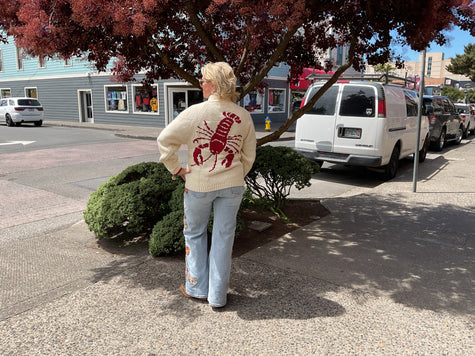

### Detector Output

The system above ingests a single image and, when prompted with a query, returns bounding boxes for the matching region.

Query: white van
[294,80,430,180]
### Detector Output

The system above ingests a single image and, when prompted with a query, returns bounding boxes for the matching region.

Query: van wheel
[6,114,14,127]
[382,146,400,181]
[454,126,463,145]
[418,135,429,163]
[34,120,43,127]
[315,160,324,168]
[462,125,469,139]
[433,128,446,151]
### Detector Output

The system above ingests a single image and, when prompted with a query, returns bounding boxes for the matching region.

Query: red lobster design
[192,112,242,172]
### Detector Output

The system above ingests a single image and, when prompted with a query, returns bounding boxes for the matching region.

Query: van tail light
[300,98,306,108]
[429,114,436,125]
[37,107,44,111]
[14,107,25,111]
[378,99,386,118]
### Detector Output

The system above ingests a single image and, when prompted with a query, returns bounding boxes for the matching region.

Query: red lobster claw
[222,153,234,168]
[193,147,204,165]
[223,112,241,123]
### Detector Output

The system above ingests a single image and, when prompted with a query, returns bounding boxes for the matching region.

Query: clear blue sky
[394,27,474,61]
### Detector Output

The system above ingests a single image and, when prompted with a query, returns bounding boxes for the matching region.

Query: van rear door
[333,84,379,155]
[295,85,340,152]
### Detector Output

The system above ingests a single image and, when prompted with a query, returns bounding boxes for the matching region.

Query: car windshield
[18,99,41,106]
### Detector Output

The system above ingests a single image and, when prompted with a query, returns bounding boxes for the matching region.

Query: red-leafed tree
[0,0,473,145]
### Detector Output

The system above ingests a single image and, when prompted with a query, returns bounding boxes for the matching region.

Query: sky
[394,27,474,61]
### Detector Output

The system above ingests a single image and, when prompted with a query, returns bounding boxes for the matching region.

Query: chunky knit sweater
[157,95,256,192]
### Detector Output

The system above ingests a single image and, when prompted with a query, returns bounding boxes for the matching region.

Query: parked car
[454,103,475,138]
[422,95,463,151]
[294,81,430,180]
[0,97,44,127]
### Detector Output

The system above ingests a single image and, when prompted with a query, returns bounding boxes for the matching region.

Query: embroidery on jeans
[187,274,197,285]
[191,111,242,172]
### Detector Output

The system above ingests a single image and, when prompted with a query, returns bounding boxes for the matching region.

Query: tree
[373,63,397,74]
[1,1,473,146]
[441,86,466,103]
[447,43,475,81]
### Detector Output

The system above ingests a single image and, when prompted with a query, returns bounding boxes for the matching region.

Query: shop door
[78,90,94,123]
[168,89,203,123]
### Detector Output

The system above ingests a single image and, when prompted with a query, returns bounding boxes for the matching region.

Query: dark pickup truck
[423,95,463,151]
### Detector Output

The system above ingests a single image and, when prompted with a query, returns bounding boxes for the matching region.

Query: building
[0,38,291,128]
[366,52,470,82]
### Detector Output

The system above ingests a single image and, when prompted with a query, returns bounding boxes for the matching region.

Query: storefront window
[25,87,38,98]
[1,88,11,98]
[243,91,264,113]
[168,89,203,122]
[268,88,285,113]
[133,84,159,113]
[105,85,128,112]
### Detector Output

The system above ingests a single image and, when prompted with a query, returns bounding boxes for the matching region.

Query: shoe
[210,305,225,311]
[180,284,207,301]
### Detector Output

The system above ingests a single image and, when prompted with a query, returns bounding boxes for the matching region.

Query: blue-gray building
[0,38,291,127]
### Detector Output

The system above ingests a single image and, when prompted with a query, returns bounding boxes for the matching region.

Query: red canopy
[290,68,333,90]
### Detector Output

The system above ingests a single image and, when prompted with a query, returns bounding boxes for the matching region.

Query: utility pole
[413,49,427,192]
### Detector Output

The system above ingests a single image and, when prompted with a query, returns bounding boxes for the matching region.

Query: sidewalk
[42,120,295,141]
[0,121,473,355]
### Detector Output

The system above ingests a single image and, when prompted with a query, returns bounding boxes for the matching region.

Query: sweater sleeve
[157,116,189,175]
[240,119,257,176]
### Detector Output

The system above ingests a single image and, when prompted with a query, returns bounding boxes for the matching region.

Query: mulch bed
[233,199,330,257]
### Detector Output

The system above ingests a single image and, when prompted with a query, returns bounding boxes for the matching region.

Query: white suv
[0,97,44,127]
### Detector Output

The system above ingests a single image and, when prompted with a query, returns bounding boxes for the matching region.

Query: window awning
[290,68,334,90]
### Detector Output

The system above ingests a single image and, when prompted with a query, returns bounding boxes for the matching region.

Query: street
[0,125,162,244]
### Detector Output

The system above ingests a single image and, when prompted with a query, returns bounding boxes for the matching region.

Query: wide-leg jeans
[183,186,244,307]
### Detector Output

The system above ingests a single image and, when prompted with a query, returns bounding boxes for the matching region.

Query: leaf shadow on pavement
[253,192,475,316]
[88,253,346,322]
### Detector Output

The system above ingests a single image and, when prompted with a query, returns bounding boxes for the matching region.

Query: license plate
[342,128,361,138]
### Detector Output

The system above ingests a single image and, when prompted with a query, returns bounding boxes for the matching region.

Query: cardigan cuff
[172,167,183,180]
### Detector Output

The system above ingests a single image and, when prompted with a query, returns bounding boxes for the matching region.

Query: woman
[157,62,256,308]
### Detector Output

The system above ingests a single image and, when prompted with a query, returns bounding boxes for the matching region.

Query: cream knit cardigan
[157,95,256,192]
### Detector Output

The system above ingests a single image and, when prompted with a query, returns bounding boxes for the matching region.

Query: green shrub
[149,210,185,256]
[245,146,319,210]
[83,162,181,239]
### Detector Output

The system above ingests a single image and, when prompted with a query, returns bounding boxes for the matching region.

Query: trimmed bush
[83,162,182,239]
[245,146,319,210]
[149,210,185,256]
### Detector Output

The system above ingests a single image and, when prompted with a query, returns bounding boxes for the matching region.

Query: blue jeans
[183,186,244,307]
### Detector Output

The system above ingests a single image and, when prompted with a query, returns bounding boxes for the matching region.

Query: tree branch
[240,23,301,100]
[235,30,250,78]
[256,37,357,146]
[185,0,226,63]
[150,40,200,87]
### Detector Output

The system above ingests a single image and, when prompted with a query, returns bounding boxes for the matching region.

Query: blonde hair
[201,62,239,102]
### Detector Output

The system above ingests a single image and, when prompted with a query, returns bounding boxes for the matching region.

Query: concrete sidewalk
[0,121,473,355]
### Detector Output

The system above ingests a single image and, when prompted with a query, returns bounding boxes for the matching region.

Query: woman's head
[200,62,238,101]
